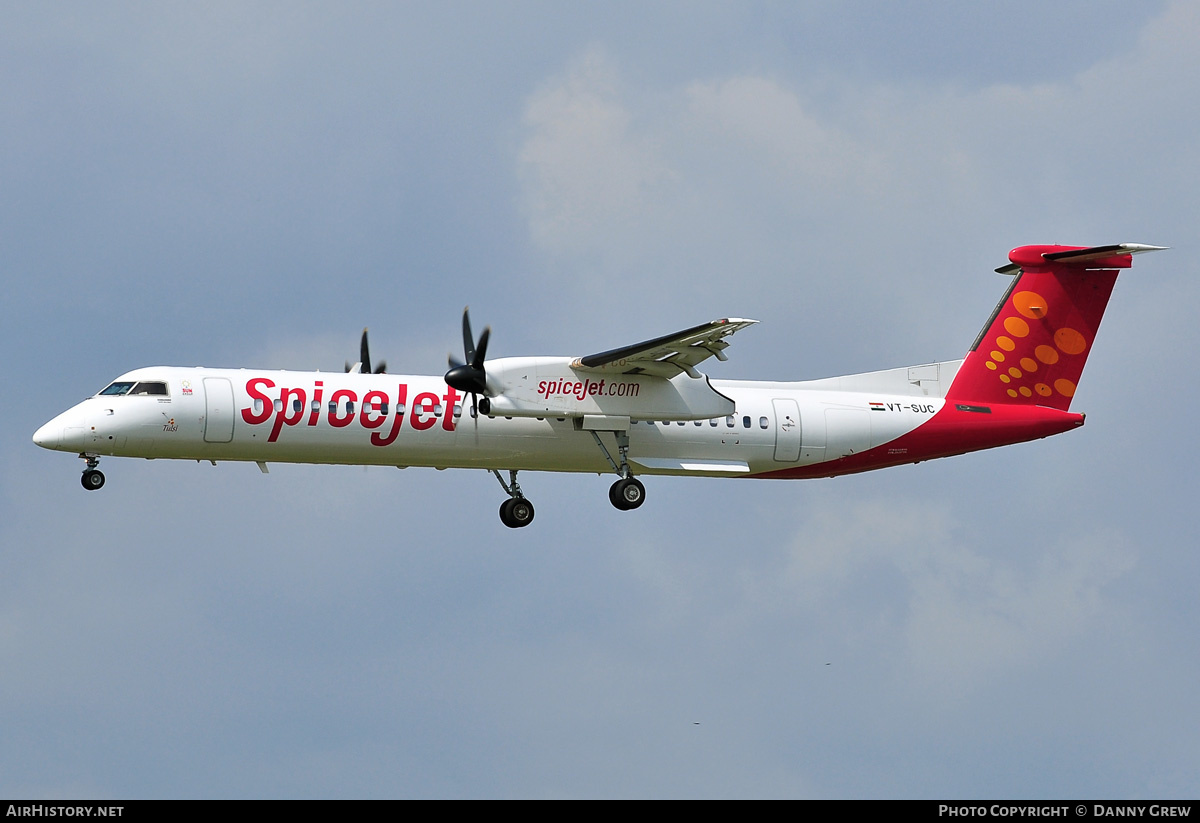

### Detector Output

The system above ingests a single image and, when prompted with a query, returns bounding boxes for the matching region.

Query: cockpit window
[98,380,170,397]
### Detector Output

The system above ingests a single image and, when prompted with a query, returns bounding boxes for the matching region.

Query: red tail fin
[946,244,1163,410]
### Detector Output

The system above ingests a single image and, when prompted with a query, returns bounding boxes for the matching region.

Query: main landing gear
[490,465,646,529]
[80,454,105,491]
[492,470,535,529]
[490,429,649,528]
[609,476,646,511]
[591,429,646,512]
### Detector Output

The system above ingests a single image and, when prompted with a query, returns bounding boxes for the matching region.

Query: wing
[571,318,758,378]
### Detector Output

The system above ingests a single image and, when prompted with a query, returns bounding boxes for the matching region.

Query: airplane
[33,242,1163,528]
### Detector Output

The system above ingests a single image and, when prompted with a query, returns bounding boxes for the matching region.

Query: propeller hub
[444,365,487,396]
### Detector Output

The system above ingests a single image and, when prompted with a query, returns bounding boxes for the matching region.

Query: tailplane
[946,244,1164,410]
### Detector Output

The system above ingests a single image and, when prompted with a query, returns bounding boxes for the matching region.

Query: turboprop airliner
[33,243,1162,528]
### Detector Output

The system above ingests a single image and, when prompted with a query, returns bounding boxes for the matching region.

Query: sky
[2,0,1197,799]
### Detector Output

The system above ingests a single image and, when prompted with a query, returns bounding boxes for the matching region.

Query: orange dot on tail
[1054,328,1087,355]
[990,350,1006,362]
[1008,367,1022,378]
[1013,291,1048,319]
[1019,386,1032,398]
[1036,383,1052,396]
[997,336,1015,351]
[1007,389,1018,398]
[1054,378,1076,397]
[1004,316,1030,337]
[986,361,997,370]
[1035,345,1059,365]
[1021,357,1037,372]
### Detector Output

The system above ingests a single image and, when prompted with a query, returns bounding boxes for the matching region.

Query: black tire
[609,477,645,510]
[81,469,105,491]
[499,498,534,528]
[509,498,534,527]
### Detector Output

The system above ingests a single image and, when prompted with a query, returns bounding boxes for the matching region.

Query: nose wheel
[79,455,105,491]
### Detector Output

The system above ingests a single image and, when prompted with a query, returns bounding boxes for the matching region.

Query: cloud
[755,495,1138,697]
[516,12,1200,364]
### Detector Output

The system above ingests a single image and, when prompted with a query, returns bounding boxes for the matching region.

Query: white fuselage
[33,364,956,479]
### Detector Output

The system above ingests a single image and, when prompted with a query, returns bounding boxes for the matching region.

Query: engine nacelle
[481,357,735,421]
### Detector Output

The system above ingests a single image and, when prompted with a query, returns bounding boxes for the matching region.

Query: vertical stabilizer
[946,244,1163,410]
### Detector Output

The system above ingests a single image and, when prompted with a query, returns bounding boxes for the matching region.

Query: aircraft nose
[32,421,61,449]
[33,408,90,452]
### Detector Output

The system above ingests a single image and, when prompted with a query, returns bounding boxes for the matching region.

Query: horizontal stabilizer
[996,243,1166,274]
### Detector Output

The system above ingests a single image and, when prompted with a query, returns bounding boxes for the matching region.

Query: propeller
[345,328,386,374]
[444,307,491,416]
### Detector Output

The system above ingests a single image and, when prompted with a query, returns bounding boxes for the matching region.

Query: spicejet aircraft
[33,243,1162,528]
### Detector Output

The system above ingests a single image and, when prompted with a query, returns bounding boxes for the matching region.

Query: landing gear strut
[80,454,105,491]
[590,429,647,511]
[492,469,534,528]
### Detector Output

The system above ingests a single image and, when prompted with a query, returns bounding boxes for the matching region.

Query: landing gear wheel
[500,497,535,528]
[609,477,645,511]
[81,469,105,491]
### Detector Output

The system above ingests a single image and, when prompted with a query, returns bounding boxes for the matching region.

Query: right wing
[571,318,758,379]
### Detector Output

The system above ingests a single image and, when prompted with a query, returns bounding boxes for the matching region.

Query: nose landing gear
[80,454,105,491]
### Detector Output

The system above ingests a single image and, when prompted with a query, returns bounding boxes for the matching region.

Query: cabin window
[292,398,304,413]
[98,381,136,396]
[726,415,735,428]
[311,400,321,414]
[454,405,462,417]
[710,419,718,427]
[759,416,769,429]
[130,381,169,396]
[396,403,406,416]
[254,399,264,415]
[742,416,751,428]
[346,401,355,414]
[274,398,283,412]
[693,420,702,427]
